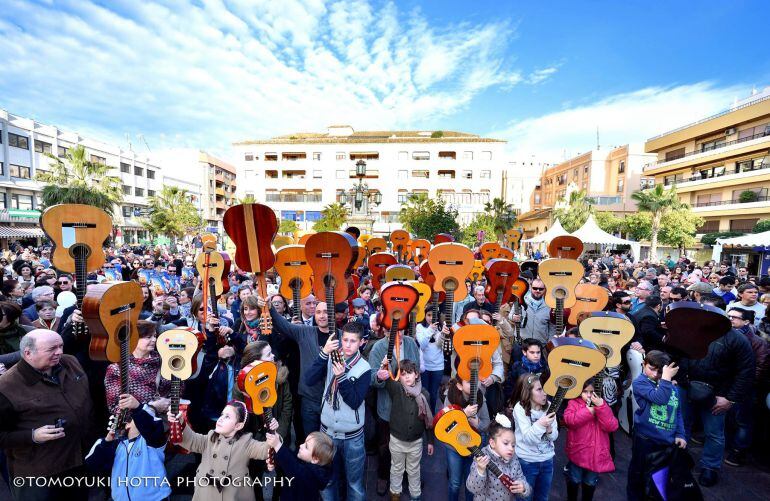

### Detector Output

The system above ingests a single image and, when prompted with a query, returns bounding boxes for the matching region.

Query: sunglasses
[621,300,632,305]
[57,281,69,285]
[531,287,545,291]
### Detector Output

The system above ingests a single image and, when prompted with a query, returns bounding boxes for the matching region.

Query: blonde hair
[307,431,335,465]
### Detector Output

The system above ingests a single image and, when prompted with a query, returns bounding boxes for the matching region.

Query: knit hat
[686,282,713,294]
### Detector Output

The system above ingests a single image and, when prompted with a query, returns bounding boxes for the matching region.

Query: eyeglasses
[57,281,69,285]
[727,315,743,320]
[621,300,632,305]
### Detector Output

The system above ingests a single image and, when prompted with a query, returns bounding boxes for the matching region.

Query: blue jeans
[321,432,366,501]
[565,461,598,486]
[445,444,474,501]
[421,369,443,413]
[519,457,554,501]
[680,388,726,471]
[301,397,322,436]
[727,390,754,452]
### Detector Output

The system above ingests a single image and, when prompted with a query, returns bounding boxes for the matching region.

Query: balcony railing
[648,130,770,168]
[692,196,770,208]
[663,158,770,186]
[586,196,623,206]
[265,193,322,203]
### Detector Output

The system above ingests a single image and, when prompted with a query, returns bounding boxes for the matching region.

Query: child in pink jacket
[563,381,619,501]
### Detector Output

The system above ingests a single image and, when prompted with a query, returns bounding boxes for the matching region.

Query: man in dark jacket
[630,295,666,352]
[0,329,95,500]
[678,321,755,487]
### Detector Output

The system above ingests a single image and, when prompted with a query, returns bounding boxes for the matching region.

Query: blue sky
[1,0,768,161]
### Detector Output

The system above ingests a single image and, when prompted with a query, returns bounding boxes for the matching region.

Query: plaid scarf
[401,379,433,429]
[324,351,362,410]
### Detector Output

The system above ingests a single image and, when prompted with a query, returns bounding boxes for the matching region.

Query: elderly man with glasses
[630,280,654,315]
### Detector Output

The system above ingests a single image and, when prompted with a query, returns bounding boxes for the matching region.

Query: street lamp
[355,159,367,178]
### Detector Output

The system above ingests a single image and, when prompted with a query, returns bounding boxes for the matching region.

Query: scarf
[521,357,544,374]
[244,317,261,342]
[402,380,433,429]
[324,351,362,410]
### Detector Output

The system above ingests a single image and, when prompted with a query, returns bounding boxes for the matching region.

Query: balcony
[646,131,770,171]
[662,158,770,190]
[693,196,770,208]
[586,196,623,206]
[265,192,323,203]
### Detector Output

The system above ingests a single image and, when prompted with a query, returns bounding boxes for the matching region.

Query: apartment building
[233,125,507,234]
[518,144,656,237]
[503,156,555,215]
[643,88,770,235]
[155,149,237,234]
[0,108,161,243]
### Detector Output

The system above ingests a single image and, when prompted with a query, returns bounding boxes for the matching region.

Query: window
[534,193,541,204]
[664,148,685,162]
[0,192,7,209]
[313,152,321,161]
[282,152,306,161]
[282,170,305,179]
[336,152,346,161]
[147,170,155,179]
[0,162,3,175]
[439,151,456,160]
[480,170,491,179]
[736,157,766,173]
[11,194,33,210]
[463,151,474,160]
[412,151,430,161]
[266,170,278,179]
[698,220,720,233]
[640,178,655,189]
[313,170,322,179]
[584,165,589,174]
[122,206,132,217]
[34,141,52,154]
[244,153,254,161]
[148,190,155,197]
[730,219,759,232]
[57,146,69,158]
[411,170,429,178]
[699,138,726,152]
[350,152,379,160]
[135,187,144,196]
[122,185,131,195]
[9,164,31,179]
[8,133,29,150]
[398,151,409,161]
[480,151,492,160]
[618,161,625,174]
[617,178,624,193]
[120,162,130,173]
[732,187,768,200]
[134,166,143,176]
[336,170,346,179]
[462,170,472,179]
[91,155,106,165]
[265,153,278,161]
[397,170,408,180]
[438,170,455,179]
[696,193,721,206]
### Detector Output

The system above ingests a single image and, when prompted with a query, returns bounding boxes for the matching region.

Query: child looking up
[265,431,335,501]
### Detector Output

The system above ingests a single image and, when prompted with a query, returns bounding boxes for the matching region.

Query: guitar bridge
[109,303,137,316]
[560,358,591,368]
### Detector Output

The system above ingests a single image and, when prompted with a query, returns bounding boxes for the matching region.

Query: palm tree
[237,194,257,204]
[313,202,348,231]
[552,189,595,232]
[631,184,682,260]
[143,186,203,242]
[483,197,517,240]
[36,145,123,214]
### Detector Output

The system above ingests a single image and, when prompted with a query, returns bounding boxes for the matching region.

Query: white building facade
[503,156,555,215]
[233,126,507,234]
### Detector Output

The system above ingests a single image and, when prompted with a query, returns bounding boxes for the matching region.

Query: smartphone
[55,418,67,429]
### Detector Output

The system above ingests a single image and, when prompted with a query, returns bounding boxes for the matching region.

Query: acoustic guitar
[543,337,605,415]
[82,281,142,438]
[405,279,431,324]
[366,237,388,258]
[410,239,431,262]
[578,311,635,398]
[223,203,278,335]
[274,245,313,320]
[433,233,455,244]
[368,252,397,291]
[497,247,514,260]
[237,361,279,464]
[306,231,358,335]
[520,260,539,279]
[434,405,521,493]
[538,236,584,336]
[380,281,419,378]
[567,284,609,326]
[196,236,231,344]
[663,301,731,359]
[157,327,205,445]
[484,259,519,326]
[479,242,501,264]
[454,324,500,409]
[510,277,528,344]
[390,230,411,264]
[467,260,485,283]
[385,264,416,283]
[41,204,112,341]
[419,260,445,332]
[505,228,523,251]
[428,243,475,355]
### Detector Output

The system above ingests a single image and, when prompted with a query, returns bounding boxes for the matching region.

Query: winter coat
[520,294,554,344]
[630,305,665,352]
[563,398,618,473]
[466,445,531,500]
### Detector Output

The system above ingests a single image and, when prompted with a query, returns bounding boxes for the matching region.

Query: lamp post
[340,159,381,233]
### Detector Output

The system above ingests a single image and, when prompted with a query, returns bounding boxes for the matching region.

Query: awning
[711,230,770,261]
[522,219,570,243]
[0,226,45,238]
[572,215,641,260]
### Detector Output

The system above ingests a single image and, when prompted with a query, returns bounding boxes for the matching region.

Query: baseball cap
[352,298,366,308]
[686,282,713,294]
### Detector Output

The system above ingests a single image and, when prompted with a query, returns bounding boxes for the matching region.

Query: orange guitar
[543,337,605,414]
[419,260,445,331]
[454,323,500,409]
[410,239,431,262]
[195,235,230,340]
[434,406,522,493]
[390,230,411,264]
[274,245,313,320]
[539,236,584,335]
[385,264,415,283]
[497,247,514,260]
[368,252,397,290]
[428,243,474,355]
[467,259,485,282]
[567,284,609,325]
[41,204,112,341]
[510,278,529,343]
[479,242,501,264]
[366,237,388,258]
[380,281,419,378]
[483,259,519,325]
[505,228,523,251]
[237,361,279,461]
[305,231,358,328]
[433,233,455,244]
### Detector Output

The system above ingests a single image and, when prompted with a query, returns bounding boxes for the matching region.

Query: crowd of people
[0,239,768,501]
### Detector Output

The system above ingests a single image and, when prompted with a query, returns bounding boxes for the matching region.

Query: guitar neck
[292,284,301,320]
[263,408,274,431]
[493,290,504,326]
[513,300,521,341]
[469,446,511,484]
[432,292,440,322]
[442,289,455,354]
[208,279,219,321]
[469,367,479,408]
[325,285,335,330]
[386,322,398,367]
[546,385,568,415]
[170,376,181,416]
[555,297,564,336]
[408,311,416,338]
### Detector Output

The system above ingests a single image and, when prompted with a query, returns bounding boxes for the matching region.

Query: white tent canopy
[522,219,570,243]
[711,230,770,261]
[571,215,641,260]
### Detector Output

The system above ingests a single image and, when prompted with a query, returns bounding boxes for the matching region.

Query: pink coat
[563,397,619,473]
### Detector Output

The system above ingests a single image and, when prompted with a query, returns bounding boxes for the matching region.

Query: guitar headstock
[260,314,273,336]
[499,474,518,493]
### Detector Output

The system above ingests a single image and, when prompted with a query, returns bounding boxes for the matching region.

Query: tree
[399,194,459,239]
[142,186,203,241]
[552,189,595,232]
[279,219,299,234]
[313,202,348,232]
[631,185,682,260]
[238,194,257,204]
[483,197,517,241]
[36,145,123,214]
[595,211,623,235]
[701,231,744,246]
[754,219,770,233]
[459,214,496,247]
[658,210,704,255]
[621,213,652,241]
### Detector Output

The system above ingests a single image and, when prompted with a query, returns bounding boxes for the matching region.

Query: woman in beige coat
[169,400,270,501]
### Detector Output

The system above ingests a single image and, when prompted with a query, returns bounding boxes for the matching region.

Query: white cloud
[0,0,525,157]
[527,67,558,85]
[492,82,750,161]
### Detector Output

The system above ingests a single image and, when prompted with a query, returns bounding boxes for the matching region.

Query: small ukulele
[467,260,485,283]
[578,312,634,397]
[390,230,411,263]
[454,323,500,410]
[567,284,609,325]
[479,242,501,264]
[410,239,431,262]
[237,361,279,462]
[385,264,416,283]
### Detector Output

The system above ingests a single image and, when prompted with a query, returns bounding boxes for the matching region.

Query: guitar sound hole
[457,431,471,446]
[557,376,576,390]
[553,287,567,300]
[69,244,91,260]
[444,278,458,291]
[469,359,481,371]
[599,346,611,357]
[170,356,185,370]
[323,276,336,288]
[118,326,127,344]
[259,388,269,402]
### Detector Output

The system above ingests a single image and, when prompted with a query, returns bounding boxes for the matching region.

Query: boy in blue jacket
[626,350,687,501]
[266,430,334,501]
[85,394,171,501]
